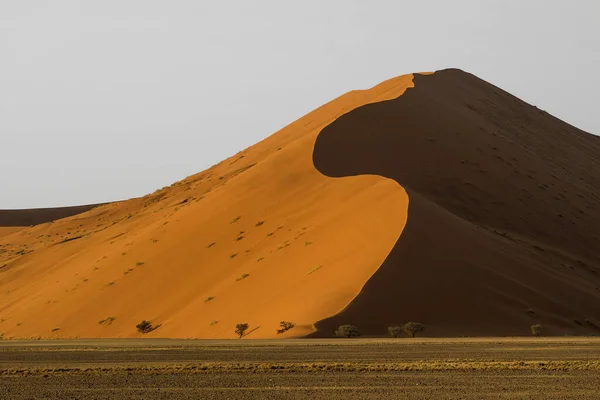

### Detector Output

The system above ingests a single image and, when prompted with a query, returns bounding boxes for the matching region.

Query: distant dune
[0,204,104,227]
[1,69,599,339]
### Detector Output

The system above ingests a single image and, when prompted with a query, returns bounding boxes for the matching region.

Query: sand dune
[0,204,104,227]
[313,69,600,336]
[0,74,416,339]
[2,69,599,339]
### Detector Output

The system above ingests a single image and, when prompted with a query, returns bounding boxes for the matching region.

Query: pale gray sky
[1,1,599,209]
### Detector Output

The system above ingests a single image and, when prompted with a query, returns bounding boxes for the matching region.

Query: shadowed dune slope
[0,74,417,339]
[312,69,600,336]
[0,204,104,227]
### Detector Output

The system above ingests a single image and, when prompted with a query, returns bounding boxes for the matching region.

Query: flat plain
[1,337,600,399]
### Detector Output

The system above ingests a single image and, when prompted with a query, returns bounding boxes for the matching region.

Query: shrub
[402,322,426,338]
[531,324,543,337]
[277,321,295,334]
[585,319,599,329]
[136,320,155,334]
[235,323,249,338]
[335,325,360,338]
[388,325,403,338]
[236,273,249,281]
[98,316,116,326]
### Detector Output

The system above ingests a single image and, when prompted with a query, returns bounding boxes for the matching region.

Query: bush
[531,324,543,337]
[402,322,426,338]
[235,323,249,338]
[335,325,360,338]
[136,320,155,334]
[276,321,295,334]
[388,325,403,338]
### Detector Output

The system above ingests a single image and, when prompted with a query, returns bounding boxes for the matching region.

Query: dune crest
[312,69,600,336]
[0,74,417,339]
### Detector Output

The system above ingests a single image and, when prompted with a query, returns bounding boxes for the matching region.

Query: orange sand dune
[2,69,600,339]
[0,74,418,339]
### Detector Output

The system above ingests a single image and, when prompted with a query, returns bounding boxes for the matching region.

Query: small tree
[276,321,295,334]
[531,324,543,337]
[335,324,361,338]
[388,325,403,338]
[235,323,249,338]
[402,322,425,338]
[136,320,154,334]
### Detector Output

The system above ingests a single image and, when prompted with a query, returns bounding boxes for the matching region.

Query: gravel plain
[2,338,600,399]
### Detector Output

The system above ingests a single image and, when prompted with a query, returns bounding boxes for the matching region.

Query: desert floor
[2,337,600,399]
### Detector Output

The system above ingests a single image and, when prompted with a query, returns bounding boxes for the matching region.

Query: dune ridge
[0,74,417,339]
[312,69,600,336]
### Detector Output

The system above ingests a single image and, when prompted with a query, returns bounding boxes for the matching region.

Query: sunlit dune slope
[0,74,417,339]
[313,69,600,336]
[0,228,24,239]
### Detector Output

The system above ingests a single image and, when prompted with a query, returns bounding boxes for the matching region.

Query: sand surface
[0,228,23,239]
[0,74,417,339]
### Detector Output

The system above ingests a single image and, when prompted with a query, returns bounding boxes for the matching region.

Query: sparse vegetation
[231,216,241,224]
[51,328,60,332]
[205,296,215,302]
[98,317,116,326]
[235,323,249,338]
[335,325,360,338]
[305,241,312,246]
[585,319,599,329]
[210,320,219,326]
[230,253,238,259]
[135,261,144,266]
[136,320,156,334]
[236,273,250,281]
[255,221,265,227]
[257,257,264,262]
[207,242,216,248]
[531,324,543,337]
[388,325,403,338]
[277,321,295,334]
[402,322,426,338]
